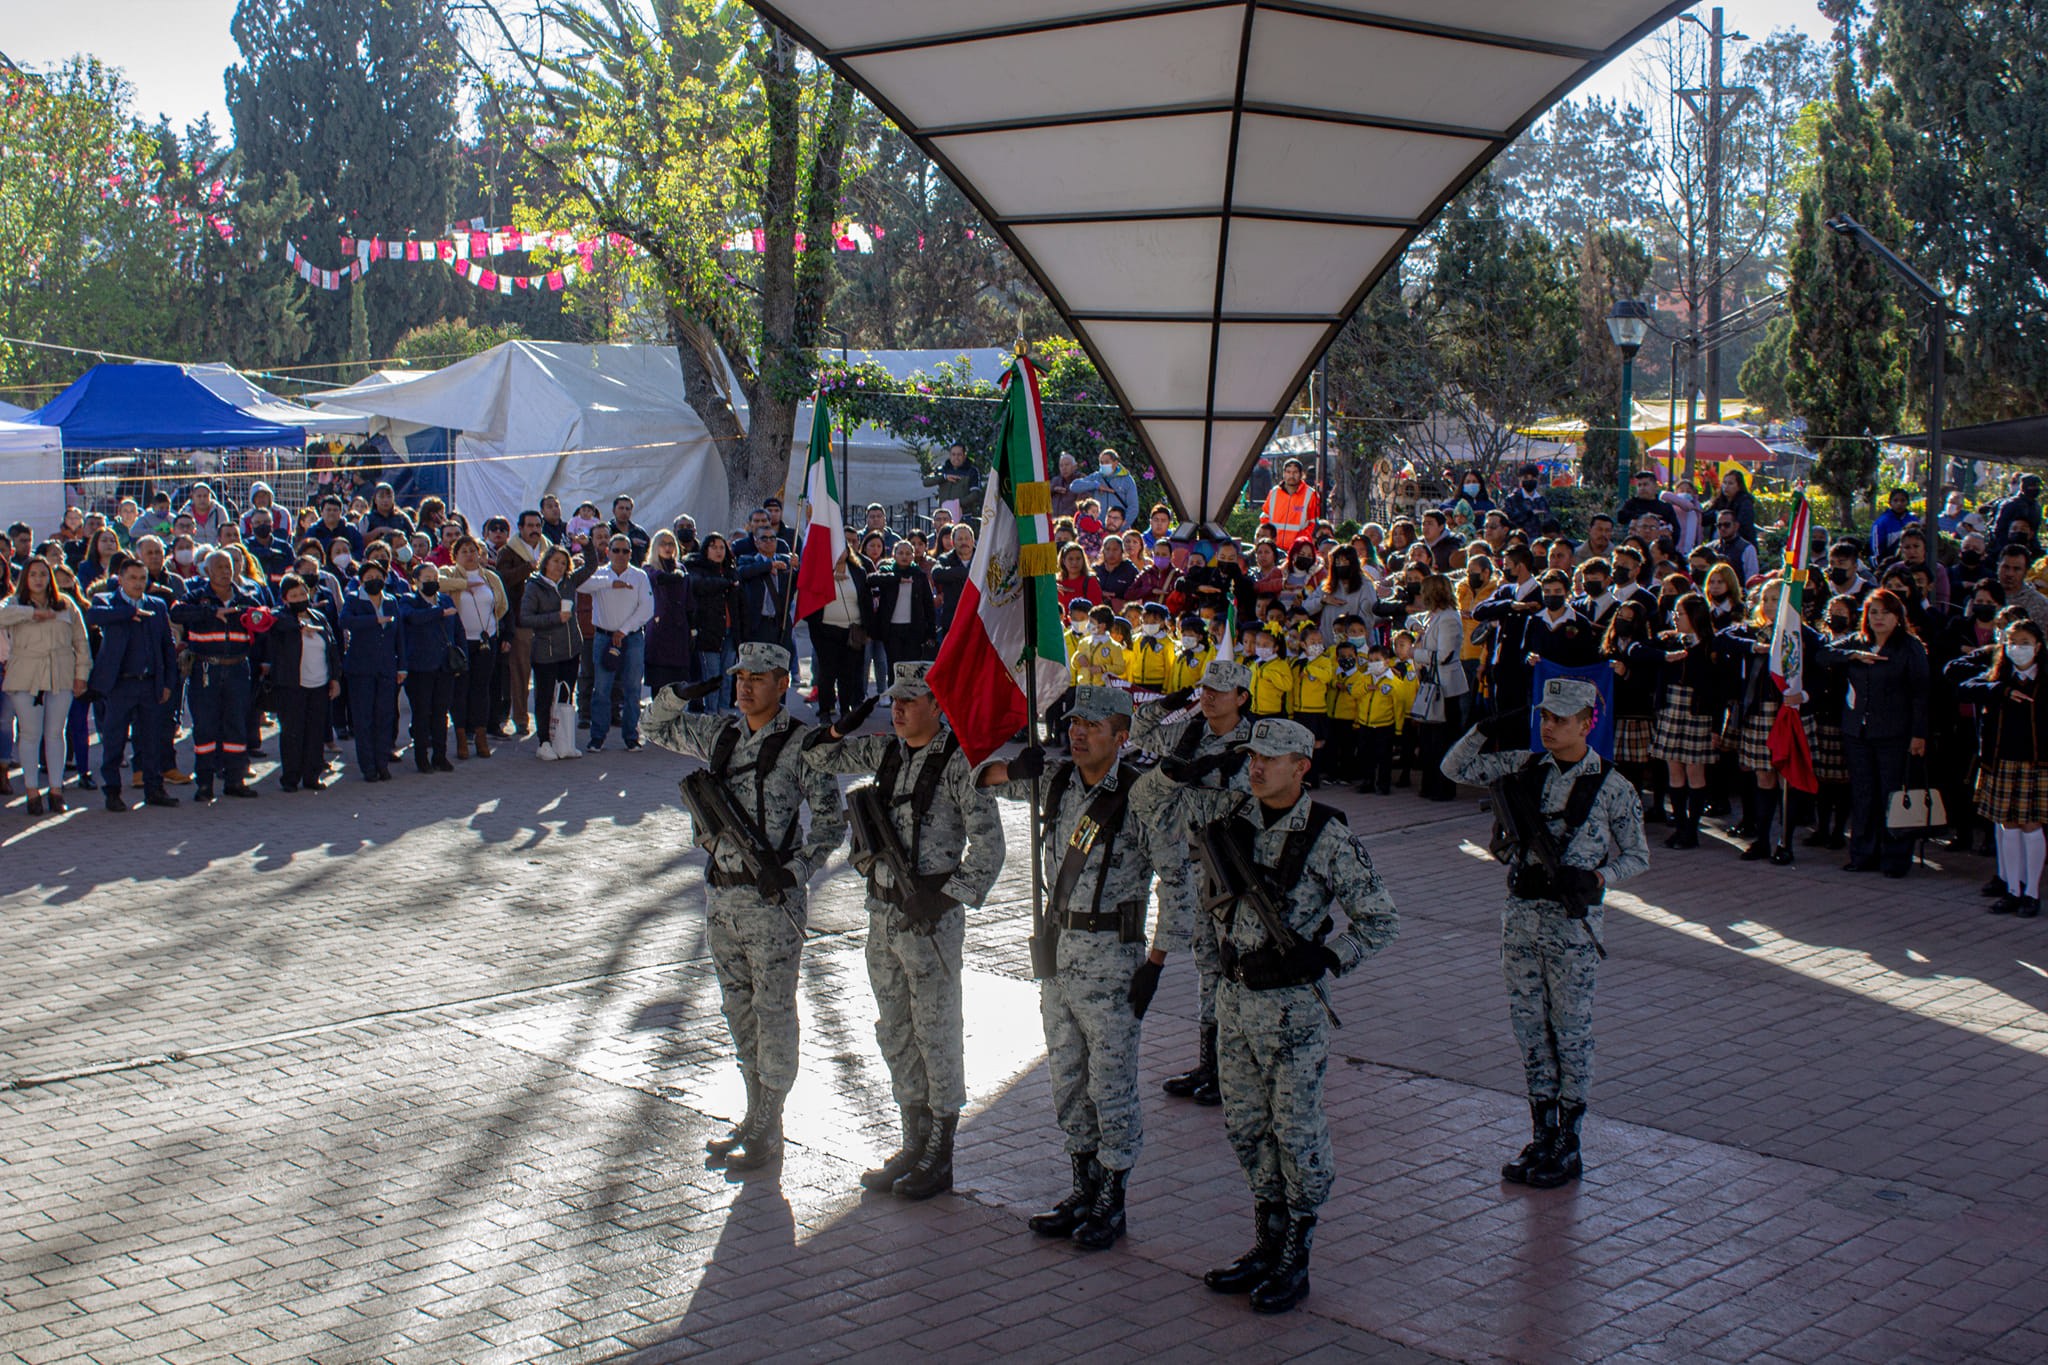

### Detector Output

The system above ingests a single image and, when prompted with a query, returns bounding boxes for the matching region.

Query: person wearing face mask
[1352,642,1417,795]
[401,564,464,773]
[1650,593,1723,849]
[1124,603,1174,702]
[1069,448,1142,527]
[1441,467,1495,518]
[1570,559,1621,632]
[1248,630,1292,718]
[1167,612,1217,692]
[1958,621,2048,914]
[340,563,407,781]
[643,529,697,699]
[1502,463,1551,538]
[1599,599,1663,814]
[1522,570,1597,670]
[261,573,343,792]
[1288,626,1337,787]
[1472,546,1545,717]
[1815,589,1930,877]
[1609,547,1658,619]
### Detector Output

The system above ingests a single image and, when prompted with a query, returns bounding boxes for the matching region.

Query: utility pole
[1679,8,1752,425]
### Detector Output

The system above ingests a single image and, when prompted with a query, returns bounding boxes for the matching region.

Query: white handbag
[551,681,582,758]
[1886,785,1946,832]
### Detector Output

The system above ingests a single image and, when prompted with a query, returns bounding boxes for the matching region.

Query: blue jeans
[694,639,736,712]
[590,631,645,744]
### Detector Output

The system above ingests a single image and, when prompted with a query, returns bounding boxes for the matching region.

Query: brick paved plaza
[6,713,2048,1364]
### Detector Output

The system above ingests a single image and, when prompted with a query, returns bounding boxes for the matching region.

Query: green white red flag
[792,387,844,622]
[927,354,1070,764]
[1766,491,1818,792]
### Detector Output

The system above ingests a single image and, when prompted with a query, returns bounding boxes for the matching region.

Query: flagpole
[1016,337,1047,968]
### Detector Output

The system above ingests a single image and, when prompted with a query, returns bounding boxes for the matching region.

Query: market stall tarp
[180,362,371,437]
[25,363,307,450]
[1644,423,1775,464]
[0,418,65,534]
[1888,416,2048,463]
[748,0,1693,519]
[312,341,727,525]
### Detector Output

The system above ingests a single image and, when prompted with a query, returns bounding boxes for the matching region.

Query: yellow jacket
[1126,634,1173,690]
[1169,642,1214,693]
[1292,652,1338,715]
[1357,667,1417,730]
[1073,636,1125,686]
[1331,666,1367,722]
[1249,657,1293,715]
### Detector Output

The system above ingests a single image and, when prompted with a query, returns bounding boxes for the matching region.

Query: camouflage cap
[1067,685,1134,722]
[1238,717,1316,758]
[885,661,934,700]
[1537,676,1601,717]
[1199,658,1251,693]
[728,641,792,675]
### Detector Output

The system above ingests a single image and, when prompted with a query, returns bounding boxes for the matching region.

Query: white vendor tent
[0,419,66,534]
[180,362,371,436]
[0,398,28,421]
[311,341,728,526]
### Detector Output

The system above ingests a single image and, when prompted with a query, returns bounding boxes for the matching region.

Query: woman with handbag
[1817,588,1930,878]
[402,563,465,773]
[520,544,599,758]
[0,558,92,815]
[1411,573,1469,802]
[1957,620,2048,915]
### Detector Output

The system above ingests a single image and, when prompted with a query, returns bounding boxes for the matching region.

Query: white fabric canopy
[0,399,27,422]
[178,362,372,436]
[753,0,1688,517]
[311,341,729,527]
[0,419,66,536]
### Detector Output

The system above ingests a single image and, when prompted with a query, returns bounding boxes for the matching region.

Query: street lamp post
[1606,299,1652,498]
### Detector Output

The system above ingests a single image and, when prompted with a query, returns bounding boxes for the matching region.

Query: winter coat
[0,598,92,693]
[519,557,601,666]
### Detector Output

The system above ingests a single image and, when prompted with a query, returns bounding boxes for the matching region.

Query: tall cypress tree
[1785,51,1907,524]
[227,0,461,367]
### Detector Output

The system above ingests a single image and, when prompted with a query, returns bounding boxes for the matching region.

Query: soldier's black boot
[1522,1102,1585,1189]
[706,1072,760,1161]
[725,1088,785,1172]
[1070,1164,1128,1250]
[1029,1153,1099,1237]
[1500,1098,1557,1185]
[1204,1201,1288,1293]
[1162,1025,1216,1099]
[861,1106,929,1192]
[1249,1211,1316,1314]
[893,1112,956,1200]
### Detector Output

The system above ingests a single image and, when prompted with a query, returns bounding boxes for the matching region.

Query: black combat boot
[1029,1153,1099,1237]
[706,1072,761,1161]
[1162,1025,1216,1099]
[725,1088,785,1172]
[1204,1201,1288,1293]
[1500,1098,1557,1185]
[1522,1102,1585,1189]
[1070,1164,1128,1250]
[861,1106,929,1192]
[894,1112,957,1200]
[1249,1211,1316,1314]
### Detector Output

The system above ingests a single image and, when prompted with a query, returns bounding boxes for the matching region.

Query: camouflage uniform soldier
[802,662,1006,1200]
[1130,657,1253,1106]
[643,641,846,1172]
[976,686,1191,1250]
[1443,676,1649,1190]
[1135,718,1398,1315]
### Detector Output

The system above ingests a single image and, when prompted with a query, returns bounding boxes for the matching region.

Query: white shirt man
[578,546,654,636]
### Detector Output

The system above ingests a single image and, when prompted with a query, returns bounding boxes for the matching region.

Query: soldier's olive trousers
[1217,978,1334,1211]
[867,901,965,1115]
[1041,932,1146,1171]
[1502,899,1601,1106]
[707,889,806,1094]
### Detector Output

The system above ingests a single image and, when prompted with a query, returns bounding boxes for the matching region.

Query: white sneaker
[537,742,559,761]
[560,746,583,759]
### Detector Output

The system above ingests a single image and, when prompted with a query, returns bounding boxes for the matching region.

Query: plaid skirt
[1977,760,2048,826]
[1651,684,1716,765]
[1613,715,1655,764]
[1804,716,1848,784]
[1738,699,1779,773]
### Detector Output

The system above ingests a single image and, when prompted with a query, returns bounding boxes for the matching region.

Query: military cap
[728,641,792,674]
[1067,685,1134,722]
[1199,658,1251,693]
[886,661,934,700]
[1239,717,1316,757]
[1538,676,1601,717]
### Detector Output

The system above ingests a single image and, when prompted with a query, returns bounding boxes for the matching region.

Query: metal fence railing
[65,448,314,521]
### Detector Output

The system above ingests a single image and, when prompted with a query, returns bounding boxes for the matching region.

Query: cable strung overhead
[747,0,1691,518]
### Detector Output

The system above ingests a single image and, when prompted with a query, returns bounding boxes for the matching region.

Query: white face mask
[2010,644,2037,668]
[333,553,352,569]
[1255,644,1277,662]
[1183,634,1204,650]
[1347,632,1366,645]
[174,548,195,565]
[1303,644,1324,661]
[1091,626,1108,641]
[1463,483,1478,496]
[1367,660,1390,677]
[1134,622,1158,638]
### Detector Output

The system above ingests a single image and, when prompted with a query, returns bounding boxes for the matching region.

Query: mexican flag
[1766,490,1818,793]
[792,387,844,623]
[927,354,1069,764]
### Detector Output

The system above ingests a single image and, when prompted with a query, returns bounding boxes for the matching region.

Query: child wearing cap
[1072,604,1124,686]
[1290,625,1337,787]
[1126,603,1173,701]
[1170,612,1214,693]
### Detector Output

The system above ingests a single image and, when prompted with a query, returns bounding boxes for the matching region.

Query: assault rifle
[846,785,958,942]
[1195,821,1340,1026]
[1487,771,1607,959]
[678,769,804,934]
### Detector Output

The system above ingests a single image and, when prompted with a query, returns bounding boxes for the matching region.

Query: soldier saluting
[802,662,1006,1201]
[1134,718,1398,1316]
[644,642,846,1172]
[1129,657,1255,1107]
[1442,676,1649,1190]
[975,686,1190,1251]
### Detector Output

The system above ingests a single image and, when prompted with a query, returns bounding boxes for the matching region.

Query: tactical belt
[707,861,792,890]
[1217,934,1331,989]
[1060,899,1144,940]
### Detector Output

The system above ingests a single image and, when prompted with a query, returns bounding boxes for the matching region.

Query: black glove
[1159,751,1226,784]
[665,677,722,705]
[1157,687,1195,712]
[1476,709,1528,748]
[1007,745,1048,781]
[1285,941,1342,982]
[1127,959,1163,1019]
[833,694,879,737]
[1238,943,1338,990]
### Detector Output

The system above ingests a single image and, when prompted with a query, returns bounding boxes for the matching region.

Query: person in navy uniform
[340,562,407,781]
[171,549,270,801]
[84,559,180,811]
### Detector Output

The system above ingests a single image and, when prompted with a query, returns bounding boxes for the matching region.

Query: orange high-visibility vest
[1260,482,1321,548]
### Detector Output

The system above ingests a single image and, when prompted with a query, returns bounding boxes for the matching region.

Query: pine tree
[1571,228,1655,491]
[1785,51,1907,525]
[346,280,371,381]
[227,0,461,367]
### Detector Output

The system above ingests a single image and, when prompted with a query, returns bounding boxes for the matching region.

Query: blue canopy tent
[26,363,306,449]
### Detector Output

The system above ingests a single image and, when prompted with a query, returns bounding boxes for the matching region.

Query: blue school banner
[1529,658,1616,761]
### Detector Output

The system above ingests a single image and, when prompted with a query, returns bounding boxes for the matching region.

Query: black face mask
[1961,552,1983,568]
[1584,580,1607,596]
[1973,602,1998,622]
[1828,616,1851,631]
[1468,573,1484,587]
[1521,480,1538,491]
[1614,566,1633,585]
[362,578,384,595]
[286,599,310,614]
[1829,567,1852,585]
[1542,594,1567,612]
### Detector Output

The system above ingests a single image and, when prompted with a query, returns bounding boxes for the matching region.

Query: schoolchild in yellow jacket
[1247,629,1293,718]
[1168,612,1215,694]
[1124,601,1174,699]
[1355,642,1417,794]
[1290,624,1338,786]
